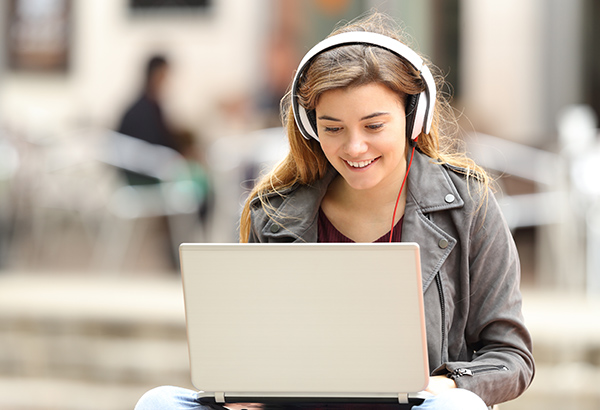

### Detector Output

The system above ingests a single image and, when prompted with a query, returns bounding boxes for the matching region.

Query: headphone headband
[291,31,436,142]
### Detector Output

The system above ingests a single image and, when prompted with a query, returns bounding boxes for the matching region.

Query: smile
[345,158,378,169]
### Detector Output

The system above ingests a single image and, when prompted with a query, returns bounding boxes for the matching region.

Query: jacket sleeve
[433,192,535,406]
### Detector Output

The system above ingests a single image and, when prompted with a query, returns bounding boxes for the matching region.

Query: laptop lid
[180,243,429,405]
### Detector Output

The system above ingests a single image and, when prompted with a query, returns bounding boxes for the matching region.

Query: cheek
[379,138,406,162]
[319,140,337,160]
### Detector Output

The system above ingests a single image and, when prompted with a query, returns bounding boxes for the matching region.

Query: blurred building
[0,0,598,291]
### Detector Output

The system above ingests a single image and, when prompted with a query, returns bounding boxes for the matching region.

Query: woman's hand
[425,375,457,395]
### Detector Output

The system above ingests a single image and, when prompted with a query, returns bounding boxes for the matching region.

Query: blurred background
[0,0,599,409]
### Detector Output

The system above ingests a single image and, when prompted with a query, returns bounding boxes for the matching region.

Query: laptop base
[198,396,427,409]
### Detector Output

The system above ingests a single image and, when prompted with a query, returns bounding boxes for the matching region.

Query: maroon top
[317,207,403,243]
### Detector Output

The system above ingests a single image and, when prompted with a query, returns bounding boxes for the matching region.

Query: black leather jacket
[247,150,535,406]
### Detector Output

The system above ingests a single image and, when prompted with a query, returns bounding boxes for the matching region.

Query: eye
[366,123,385,131]
[323,126,343,134]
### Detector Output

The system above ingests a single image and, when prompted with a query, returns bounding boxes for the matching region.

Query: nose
[343,130,368,157]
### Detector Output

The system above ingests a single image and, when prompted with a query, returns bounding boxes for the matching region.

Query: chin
[345,179,381,191]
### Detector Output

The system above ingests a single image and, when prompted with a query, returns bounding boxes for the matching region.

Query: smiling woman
[134,10,535,410]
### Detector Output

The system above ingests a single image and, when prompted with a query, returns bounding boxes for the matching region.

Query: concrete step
[1,328,189,384]
[494,291,600,410]
[501,362,600,410]
[0,377,158,410]
[520,291,600,367]
[0,273,191,388]
[0,273,599,410]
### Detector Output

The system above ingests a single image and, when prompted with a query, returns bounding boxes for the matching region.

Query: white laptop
[180,243,430,407]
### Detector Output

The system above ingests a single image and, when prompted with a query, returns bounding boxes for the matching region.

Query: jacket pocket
[448,365,509,379]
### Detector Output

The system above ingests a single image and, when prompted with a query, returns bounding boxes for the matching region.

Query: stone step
[1,273,599,410]
[501,363,600,410]
[0,376,164,410]
[1,329,189,384]
[0,273,190,386]
[520,291,600,367]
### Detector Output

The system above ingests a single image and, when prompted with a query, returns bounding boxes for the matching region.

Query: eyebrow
[317,112,390,122]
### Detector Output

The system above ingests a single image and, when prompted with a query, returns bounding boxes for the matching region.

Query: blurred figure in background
[112,55,212,267]
[116,53,212,217]
[118,55,182,154]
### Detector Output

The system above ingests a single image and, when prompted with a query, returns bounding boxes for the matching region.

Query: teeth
[346,159,374,168]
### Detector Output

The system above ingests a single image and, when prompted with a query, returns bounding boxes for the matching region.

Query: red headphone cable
[389,144,416,242]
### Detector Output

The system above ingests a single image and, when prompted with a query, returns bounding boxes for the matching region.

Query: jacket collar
[258,168,337,242]
[406,149,464,213]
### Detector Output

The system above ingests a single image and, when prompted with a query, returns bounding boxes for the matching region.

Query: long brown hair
[239,12,489,242]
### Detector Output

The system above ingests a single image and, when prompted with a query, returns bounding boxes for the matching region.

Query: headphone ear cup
[296,105,320,141]
[404,94,418,142]
[307,109,317,136]
[410,91,427,141]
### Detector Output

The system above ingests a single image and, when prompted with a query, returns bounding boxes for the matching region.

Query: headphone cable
[389,144,416,242]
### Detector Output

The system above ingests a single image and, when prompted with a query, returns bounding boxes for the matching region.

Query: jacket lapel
[260,169,337,242]
[402,151,464,292]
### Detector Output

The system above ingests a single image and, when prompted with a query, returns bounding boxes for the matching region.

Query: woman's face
[315,82,407,193]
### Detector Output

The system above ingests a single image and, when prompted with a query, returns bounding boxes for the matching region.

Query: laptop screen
[180,243,428,403]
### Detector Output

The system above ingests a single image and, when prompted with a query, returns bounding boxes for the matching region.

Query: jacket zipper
[435,273,446,362]
[449,365,509,379]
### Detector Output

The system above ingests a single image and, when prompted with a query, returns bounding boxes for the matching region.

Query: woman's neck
[321,174,407,242]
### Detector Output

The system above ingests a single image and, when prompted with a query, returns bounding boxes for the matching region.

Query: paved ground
[0,271,599,410]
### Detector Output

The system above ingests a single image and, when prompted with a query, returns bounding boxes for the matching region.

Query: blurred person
[135,12,534,409]
[118,55,210,208]
[118,55,181,153]
[115,55,212,261]
[117,53,213,209]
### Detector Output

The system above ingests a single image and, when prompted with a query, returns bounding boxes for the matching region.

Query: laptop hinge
[215,392,225,403]
[398,393,409,404]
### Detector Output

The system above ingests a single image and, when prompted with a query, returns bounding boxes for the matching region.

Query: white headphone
[291,31,436,143]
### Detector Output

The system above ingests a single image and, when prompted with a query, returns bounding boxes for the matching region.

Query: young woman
[135,12,534,410]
